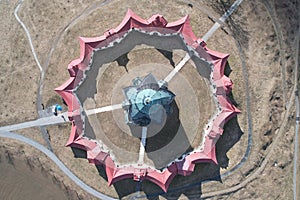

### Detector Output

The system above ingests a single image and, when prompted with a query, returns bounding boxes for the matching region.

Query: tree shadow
[210,0,249,48]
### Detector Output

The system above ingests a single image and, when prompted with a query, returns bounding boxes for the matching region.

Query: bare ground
[0,0,299,199]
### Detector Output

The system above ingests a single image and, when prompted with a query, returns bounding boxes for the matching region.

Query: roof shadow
[129,100,193,170]
[135,115,242,199]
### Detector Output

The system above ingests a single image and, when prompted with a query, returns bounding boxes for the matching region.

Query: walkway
[293,20,300,200]
[0,0,248,199]
[202,0,244,42]
[0,113,68,132]
[0,131,116,200]
[164,0,244,86]
[138,127,148,164]
[85,104,123,115]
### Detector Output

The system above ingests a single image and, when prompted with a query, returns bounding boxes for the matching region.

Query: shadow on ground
[70,114,243,199]
[129,101,193,169]
[69,60,244,199]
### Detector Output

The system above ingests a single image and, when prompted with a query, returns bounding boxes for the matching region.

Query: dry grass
[0,0,298,199]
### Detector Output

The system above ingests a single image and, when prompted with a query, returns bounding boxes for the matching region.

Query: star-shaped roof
[55,9,240,192]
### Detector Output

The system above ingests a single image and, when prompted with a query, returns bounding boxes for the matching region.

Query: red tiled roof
[55,9,240,192]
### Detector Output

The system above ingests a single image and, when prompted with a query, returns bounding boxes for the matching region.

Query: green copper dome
[122,73,175,126]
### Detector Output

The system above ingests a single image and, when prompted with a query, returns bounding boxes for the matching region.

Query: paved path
[294,92,299,200]
[14,0,53,151]
[164,53,191,83]
[138,127,147,164]
[164,0,244,85]
[85,104,123,115]
[0,113,69,132]
[10,0,117,199]
[261,0,287,106]
[202,15,299,198]
[0,131,116,200]
[293,21,300,200]
[5,0,248,199]
[14,0,42,72]
[202,0,244,42]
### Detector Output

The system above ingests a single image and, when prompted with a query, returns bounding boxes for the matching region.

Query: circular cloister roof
[55,9,240,192]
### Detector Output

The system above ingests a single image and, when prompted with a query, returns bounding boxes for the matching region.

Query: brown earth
[0,0,298,199]
[0,146,69,200]
[80,46,214,169]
